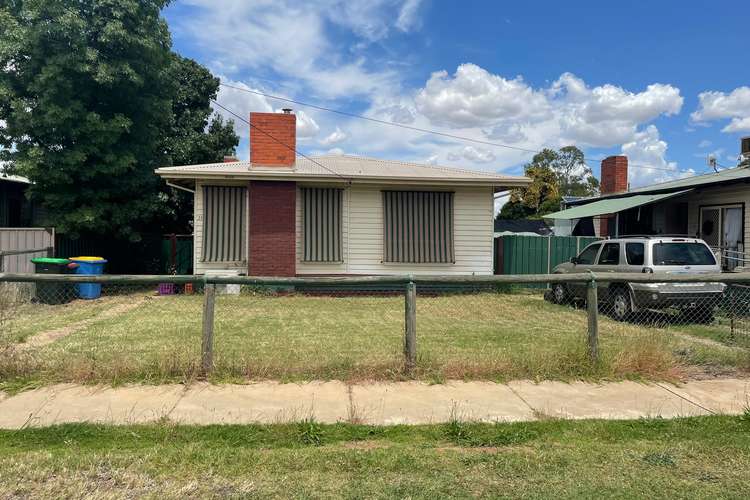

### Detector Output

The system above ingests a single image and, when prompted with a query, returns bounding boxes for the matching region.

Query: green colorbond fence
[496,235,601,286]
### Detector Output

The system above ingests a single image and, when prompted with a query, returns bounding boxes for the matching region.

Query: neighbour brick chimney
[223,156,239,163]
[249,109,296,167]
[600,155,628,236]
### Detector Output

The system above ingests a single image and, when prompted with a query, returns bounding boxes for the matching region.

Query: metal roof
[568,166,750,206]
[0,172,30,184]
[543,189,693,220]
[155,154,530,187]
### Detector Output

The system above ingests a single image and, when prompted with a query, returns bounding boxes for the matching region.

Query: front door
[700,205,744,270]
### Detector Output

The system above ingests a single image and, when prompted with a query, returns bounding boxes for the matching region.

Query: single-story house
[156,110,529,277]
[545,138,750,270]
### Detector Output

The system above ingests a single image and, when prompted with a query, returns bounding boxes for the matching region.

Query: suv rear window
[652,243,716,266]
[626,243,644,265]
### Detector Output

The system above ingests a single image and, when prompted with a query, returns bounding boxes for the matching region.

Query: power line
[218,82,705,175]
[210,100,348,181]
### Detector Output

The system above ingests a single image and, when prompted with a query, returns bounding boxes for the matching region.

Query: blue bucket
[69,257,107,299]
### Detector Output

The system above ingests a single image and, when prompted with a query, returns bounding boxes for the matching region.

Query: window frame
[625,242,645,266]
[301,187,344,263]
[597,243,621,265]
[382,190,455,264]
[576,243,601,265]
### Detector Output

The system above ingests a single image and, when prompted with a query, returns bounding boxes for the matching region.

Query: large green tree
[0,1,238,239]
[158,55,238,233]
[498,146,598,220]
[498,146,599,219]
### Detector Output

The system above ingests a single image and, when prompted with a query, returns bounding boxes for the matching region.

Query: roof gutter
[166,180,195,194]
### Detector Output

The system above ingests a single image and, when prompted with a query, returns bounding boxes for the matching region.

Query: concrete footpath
[0,379,748,429]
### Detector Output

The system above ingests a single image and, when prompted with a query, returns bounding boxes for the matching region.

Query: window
[202,186,246,262]
[577,243,601,265]
[597,243,620,265]
[626,243,645,265]
[652,243,716,266]
[383,191,454,263]
[301,187,343,262]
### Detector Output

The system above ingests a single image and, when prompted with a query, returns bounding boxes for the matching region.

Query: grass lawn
[2,289,749,388]
[1,416,750,498]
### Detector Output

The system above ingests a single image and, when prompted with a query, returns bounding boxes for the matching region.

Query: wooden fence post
[201,283,216,375]
[404,280,417,373]
[586,277,599,364]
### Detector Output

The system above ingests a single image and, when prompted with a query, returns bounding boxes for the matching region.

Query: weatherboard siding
[193,181,495,275]
[296,184,494,276]
[682,184,750,252]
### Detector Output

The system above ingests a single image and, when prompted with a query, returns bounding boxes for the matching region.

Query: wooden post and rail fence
[1,271,746,375]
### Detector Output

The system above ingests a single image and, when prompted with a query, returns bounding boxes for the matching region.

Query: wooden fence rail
[3,271,749,374]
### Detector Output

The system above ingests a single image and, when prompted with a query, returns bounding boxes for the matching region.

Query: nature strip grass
[1,415,750,498]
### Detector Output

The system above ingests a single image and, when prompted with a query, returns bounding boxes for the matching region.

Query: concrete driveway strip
[170,381,350,424]
[350,381,535,424]
[0,384,185,429]
[508,380,711,419]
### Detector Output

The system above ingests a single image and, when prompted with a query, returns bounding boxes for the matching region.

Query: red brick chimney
[246,109,298,277]
[249,109,296,167]
[599,155,628,236]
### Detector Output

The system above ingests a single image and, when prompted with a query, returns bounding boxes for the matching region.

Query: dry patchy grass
[1,289,748,388]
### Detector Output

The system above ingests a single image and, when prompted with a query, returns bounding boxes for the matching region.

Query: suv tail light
[642,267,654,273]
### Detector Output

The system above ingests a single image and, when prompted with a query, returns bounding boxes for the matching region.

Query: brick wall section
[249,112,296,166]
[248,181,296,276]
[599,155,628,236]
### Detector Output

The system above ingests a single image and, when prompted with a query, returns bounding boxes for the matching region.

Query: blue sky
[164,0,749,189]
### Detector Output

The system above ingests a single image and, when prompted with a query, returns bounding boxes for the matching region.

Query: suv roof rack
[616,234,695,239]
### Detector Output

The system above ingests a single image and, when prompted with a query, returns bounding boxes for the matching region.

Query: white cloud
[412,64,683,150]
[319,127,348,146]
[621,125,692,187]
[291,109,320,139]
[395,0,423,32]
[723,116,750,133]
[326,147,345,156]
[692,87,750,132]
[468,147,495,163]
[698,139,712,148]
[415,64,549,128]
[174,0,417,99]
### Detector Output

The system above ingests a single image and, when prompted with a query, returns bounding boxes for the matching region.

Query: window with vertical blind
[301,187,343,262]
[382,191,454,264]
[201,186,246,262]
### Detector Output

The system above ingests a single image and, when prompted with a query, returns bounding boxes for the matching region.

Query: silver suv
[549,237,725,321]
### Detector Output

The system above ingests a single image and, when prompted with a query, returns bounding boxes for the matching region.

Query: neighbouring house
[493,218,552,237]
[545,137,750,270]
[155,110,529,277]
[0,173,34,227]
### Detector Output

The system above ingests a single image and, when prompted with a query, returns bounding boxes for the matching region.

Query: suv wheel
[551,283,568,304]
[610,289,632,322]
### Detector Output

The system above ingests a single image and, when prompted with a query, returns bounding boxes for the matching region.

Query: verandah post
[201,282,216,375]
[404,279,417,373]
[586,276,599,364]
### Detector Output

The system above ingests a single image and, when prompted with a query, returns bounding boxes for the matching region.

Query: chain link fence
[1,272,749,386]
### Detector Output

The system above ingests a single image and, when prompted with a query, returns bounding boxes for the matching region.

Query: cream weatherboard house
[156,111,529,277]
